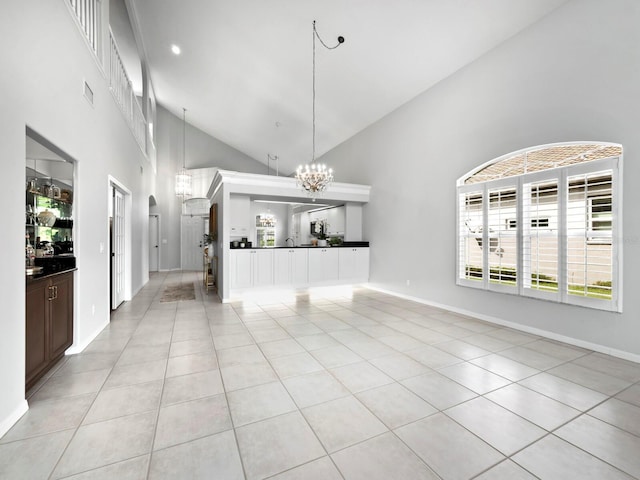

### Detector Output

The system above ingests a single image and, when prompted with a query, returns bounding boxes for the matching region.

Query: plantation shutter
[566,171,613,300]
[457,144,620,312]
[522,178,559,299]
[486,185,517,290]
[458,191,484,284]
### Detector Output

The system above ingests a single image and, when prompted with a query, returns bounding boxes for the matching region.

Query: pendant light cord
[312,20,345,164]
[182,108,187,169]
[312,21,316,163]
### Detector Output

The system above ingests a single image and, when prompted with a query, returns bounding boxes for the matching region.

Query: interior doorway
[111,187,125,309]
[149,214,159,272]
[181,215,208,271]
[109,178,131,311]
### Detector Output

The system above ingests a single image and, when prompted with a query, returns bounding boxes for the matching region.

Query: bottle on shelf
[25,234,35,267]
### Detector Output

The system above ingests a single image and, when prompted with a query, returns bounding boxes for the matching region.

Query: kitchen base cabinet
[308,248,339,284]
[230,249,274,289]
[26,271,74,391]
[339,247,370,282]
[274,249,308,285]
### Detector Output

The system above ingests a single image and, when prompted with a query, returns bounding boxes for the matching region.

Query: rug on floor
[160,282,196,302]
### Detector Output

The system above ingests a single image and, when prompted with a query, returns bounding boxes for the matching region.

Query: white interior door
[181,215,206,271]
[149,214,159,272]
[112,188,126,309]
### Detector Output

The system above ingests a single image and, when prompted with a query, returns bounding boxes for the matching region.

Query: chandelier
[295,21,344,197]
[175,108,192,198]
[258,214,277,227]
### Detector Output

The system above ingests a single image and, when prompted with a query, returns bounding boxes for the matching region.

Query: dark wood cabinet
[25,271,74,390]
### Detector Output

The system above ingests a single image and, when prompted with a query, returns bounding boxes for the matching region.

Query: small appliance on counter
[230,239,253,249]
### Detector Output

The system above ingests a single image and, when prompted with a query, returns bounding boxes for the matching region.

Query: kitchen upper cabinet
[274,249,308,285]
[308,248,339,283]
[339,247,370,282]
[230,249,273,289]
[230,195,250,236]
[26,271,74,390]
[326,206,346,236]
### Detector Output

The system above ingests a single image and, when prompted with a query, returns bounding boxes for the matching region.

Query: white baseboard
[0,400,28,439]
[367,284,640,364]
[131,283,143,298]
[65,318,110,355]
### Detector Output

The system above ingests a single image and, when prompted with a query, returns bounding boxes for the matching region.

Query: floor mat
[160,282,196,302]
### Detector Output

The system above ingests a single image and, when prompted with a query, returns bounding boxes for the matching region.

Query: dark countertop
[26,266,77,283]
[232,242,369,250]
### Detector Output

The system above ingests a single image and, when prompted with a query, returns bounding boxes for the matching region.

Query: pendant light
[175,107,192,198]
[295,21,345,197]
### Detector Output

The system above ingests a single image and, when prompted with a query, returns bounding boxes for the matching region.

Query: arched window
[457,142,622,312]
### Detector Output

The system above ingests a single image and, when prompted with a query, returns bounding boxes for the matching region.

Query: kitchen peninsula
[229,243,369,293]
[207,170,371,301]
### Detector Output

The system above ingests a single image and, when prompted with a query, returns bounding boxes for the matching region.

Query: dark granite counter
[26,267,77,283]
[233,242,370,250]
[26,255,77,282]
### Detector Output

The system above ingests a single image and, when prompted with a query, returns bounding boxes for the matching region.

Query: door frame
[149,213,160,272]
[181,214,209,271]
[108,176,132,310]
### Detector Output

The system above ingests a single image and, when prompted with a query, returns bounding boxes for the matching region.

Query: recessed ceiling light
[171,44,181,55]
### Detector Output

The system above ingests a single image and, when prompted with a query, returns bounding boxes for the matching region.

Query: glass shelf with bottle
[26,189,74,257]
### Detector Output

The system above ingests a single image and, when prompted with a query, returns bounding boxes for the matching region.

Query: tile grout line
[44,271,169,480]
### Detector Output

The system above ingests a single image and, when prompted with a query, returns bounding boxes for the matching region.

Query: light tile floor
[2,271,640,479]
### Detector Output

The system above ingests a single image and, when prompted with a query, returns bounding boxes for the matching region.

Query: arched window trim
[457,142,623,313]
[457,141,623,187]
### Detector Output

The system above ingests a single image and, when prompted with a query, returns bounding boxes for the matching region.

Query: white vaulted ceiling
[130,0,568,175]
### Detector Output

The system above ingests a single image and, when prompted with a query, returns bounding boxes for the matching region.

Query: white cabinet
[327,206,346,236]
[230,249,273,289]
[230,195,250,236]
[254,249,274,286]
[230,247,368,292]
[339,247,370,282]
[308,248,339,283]
[274,249,308,285]
[230,249,252,289]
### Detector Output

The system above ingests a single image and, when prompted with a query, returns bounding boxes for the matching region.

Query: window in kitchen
[457,142,622,312]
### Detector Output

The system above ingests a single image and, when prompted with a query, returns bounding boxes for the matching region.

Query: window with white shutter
[523,178,559,298]
[567,171,613,301]
[458,191,483,283]
[487,186,518,289]
[457,142,622,312]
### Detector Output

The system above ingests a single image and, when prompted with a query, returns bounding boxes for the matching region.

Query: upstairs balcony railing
[108,29,146,152]
[69,0,100,54]
[66,0,148,154]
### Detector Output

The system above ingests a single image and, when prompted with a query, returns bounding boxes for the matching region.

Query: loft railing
[66,1,148,155]
[108,28,146,152]
[68,0,99,54]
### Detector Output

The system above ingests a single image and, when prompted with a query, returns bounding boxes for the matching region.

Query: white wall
[321,0,640,357]
[154,105,266,270]
[0,0,156,435]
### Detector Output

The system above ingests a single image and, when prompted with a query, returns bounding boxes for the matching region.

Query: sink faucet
[285,237,294,247]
